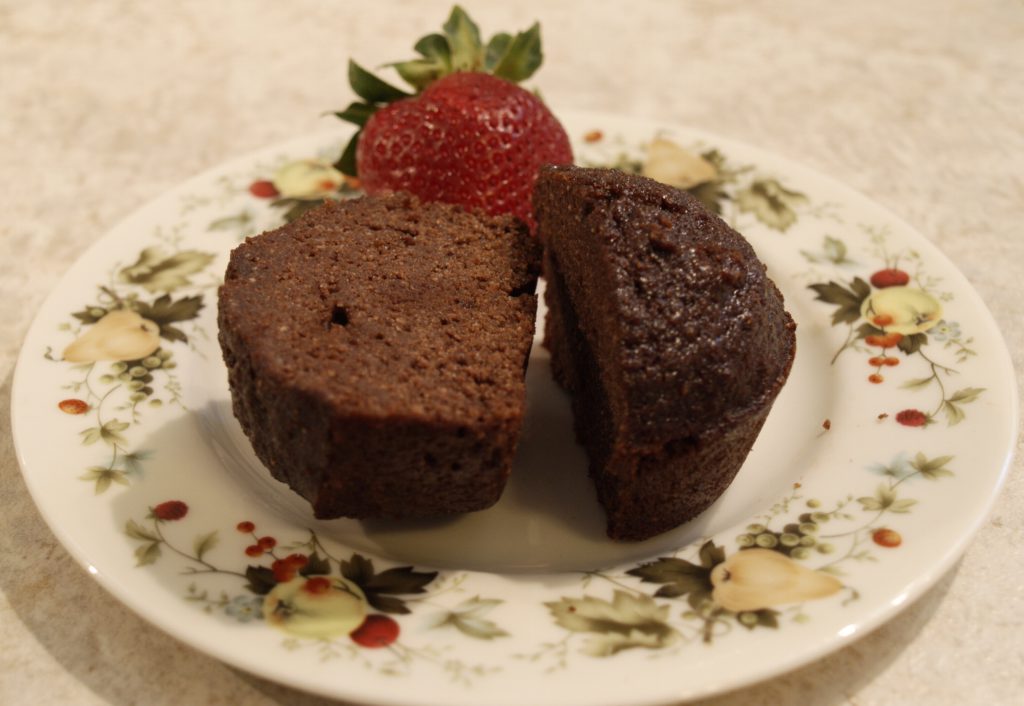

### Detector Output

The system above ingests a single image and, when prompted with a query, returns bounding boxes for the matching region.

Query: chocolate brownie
[218,194,540,519]
[535,165,796,541]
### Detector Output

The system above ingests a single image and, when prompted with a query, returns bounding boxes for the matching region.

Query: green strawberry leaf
[414,33,452,66]
[334,7,550,177]
[491,22,542,82]
[484,32,513,70]
[334,134,359,177]
[391,33,454,91]
[392,59,442,91]
[443,5,484,70]
[348,60,411,103]
[333,101,376,128]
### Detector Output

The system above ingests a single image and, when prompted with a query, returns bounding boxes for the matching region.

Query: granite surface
[1,1,1022,704]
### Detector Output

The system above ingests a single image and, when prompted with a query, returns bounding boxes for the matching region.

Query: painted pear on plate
[642,138,718,189]
[263,576,367,639]
[860,286,942,335]
[710,548,842,612]
[63,309,161,363]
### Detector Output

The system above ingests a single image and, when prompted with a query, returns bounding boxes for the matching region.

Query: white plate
[11,112,1017,706]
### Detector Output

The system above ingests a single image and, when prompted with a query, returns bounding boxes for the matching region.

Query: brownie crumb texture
[535,165,796,541]
[218,194,540,520]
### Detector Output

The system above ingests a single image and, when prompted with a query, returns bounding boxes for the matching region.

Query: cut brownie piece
[535,165,796,541]
[218,194,540,519]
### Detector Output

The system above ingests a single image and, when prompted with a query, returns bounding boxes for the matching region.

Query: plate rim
[10,109,1020,706]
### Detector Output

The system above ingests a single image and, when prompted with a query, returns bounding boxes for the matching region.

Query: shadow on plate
[175,320,831,573]
[189,346,746,573]
[0,367,958,706]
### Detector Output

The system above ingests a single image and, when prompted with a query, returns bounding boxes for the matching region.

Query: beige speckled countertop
[2,1,1022,704]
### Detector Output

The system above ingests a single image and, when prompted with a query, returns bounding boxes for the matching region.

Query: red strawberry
[333,7,572,229]
[357,73,571,228]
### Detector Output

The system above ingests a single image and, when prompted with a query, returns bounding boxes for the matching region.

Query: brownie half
[218,194,540,519]
[535,165,796,541]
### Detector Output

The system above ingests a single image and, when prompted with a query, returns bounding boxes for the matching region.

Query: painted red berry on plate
[350,614,400,648]
[236,521,255,533]
[872,528,902,547]
[895,409,929,427]
[870,268,910,289]
[285,553,309,568]
[272,559,297,583]
[152,500,188,521]
[868,373,884,384]
[58,398,89,414]
[245,545,263,558]
[302,576,333,595]
[864,332,904,348]
[249,180,279,198]
[257,536,277,550]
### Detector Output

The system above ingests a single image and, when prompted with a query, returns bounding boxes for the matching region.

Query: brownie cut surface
[535,165,796,541]
[218,194,540,519]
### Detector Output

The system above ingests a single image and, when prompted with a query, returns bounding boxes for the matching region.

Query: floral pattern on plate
[126,506,509,680]
[51,244,217,492]
[120,446,954,671]
[803,232,983,426]
[14,113,1015,706]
